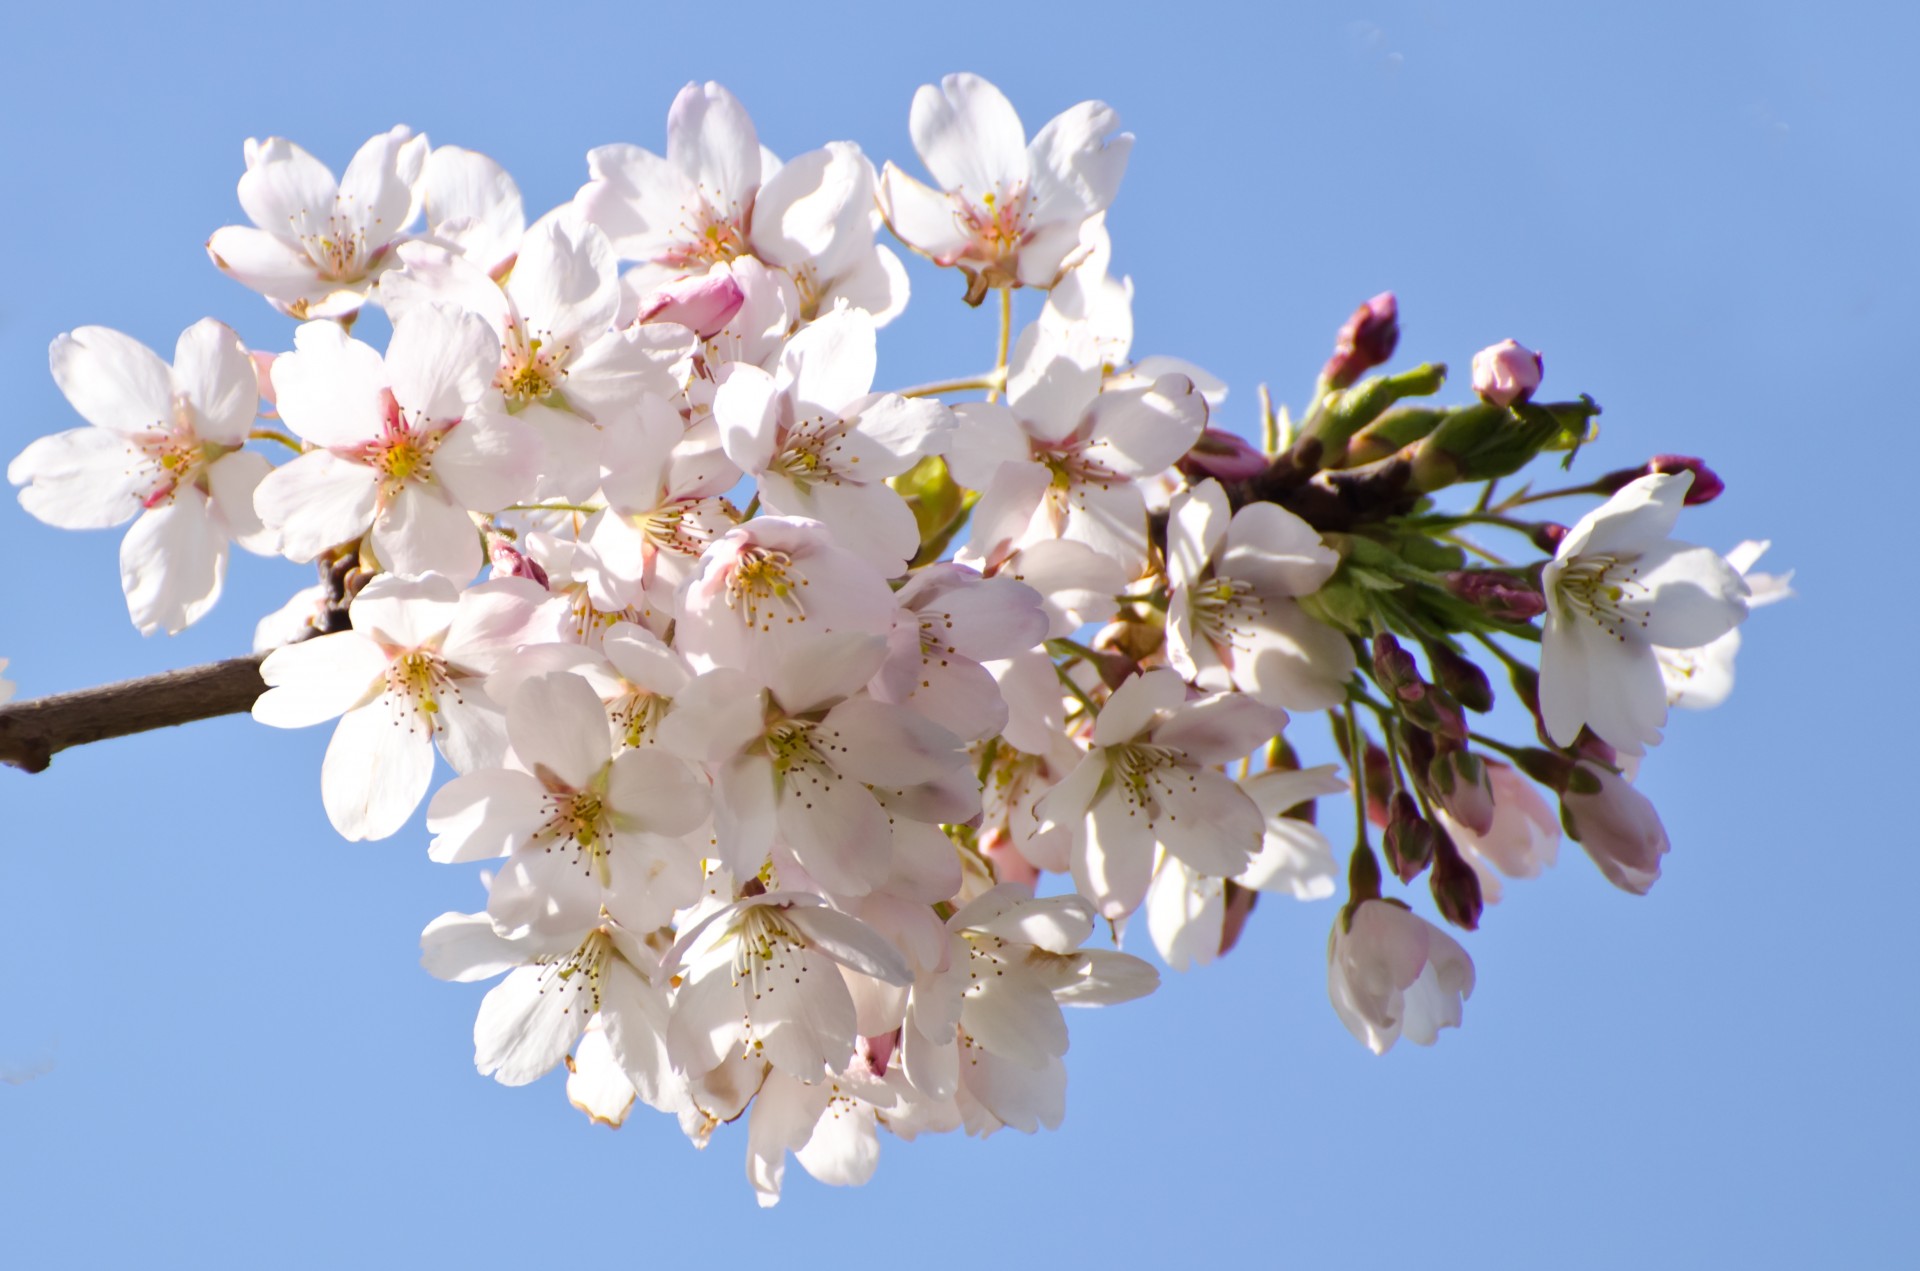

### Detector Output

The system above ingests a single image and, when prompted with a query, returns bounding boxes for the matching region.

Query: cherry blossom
[11,320,273,634]
[1328,900,1476,1054]
[879,73,1132,303]
[1657,540,1794,710]
[1540,472,1750,754]
[206,126,428,320]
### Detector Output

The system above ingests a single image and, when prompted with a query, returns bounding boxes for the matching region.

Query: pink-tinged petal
[1007,351,1102,443]
[568,322,696,418]
[1623,540,1749,648]
[792,1088,880,1190]
[910,73,1028,200]
[891,656,1007,744]
[1082,373,1207,477]
[271,321,389,449]
[773,478,920,576]
[781,305,877,419]
[380,239,511,331]
[254,630,388,727]
[821,243,910,327]
[600,960,687,1113]
[322,698,436,840]
[943,402,1032,491]
[844,393,955,467]
[1398,926,1475,1047]
[1154,767,1264,877]
[1094,668,1185,746]
[747,951,858,1080]
[385,305,498,422]
[778,770,892,899]
[235,136,337,242]
[667,959,751,1077]
[819,697,965,789]
[606,748,711,837]
[373,485,481,580]
[1002,537,1125,639]
[474,965,587,1087]
[442,577,559,671]
[1220,502,1341,596]
[714,753,778,878]
[432,412,539,512]
[1032,751,1105,832]
[1025,100,1131,223]
[1565,763,1668,894]
[749,142,871,272]
[712,362,781,475]
[667,82,761,209]
[205,226,329,309]
[747,1070,830,1208]
[507,217,621,346]
[205,450,275,553]
[1060,478,1151,578]
[506,671,611,791]
[576,144,698,261]
[760,630,890,716]
[964,890,1096,954]
[964,972,1068,1067]
[961,1048,1066,1135]
[48,327,172,435]
[1148,859,1224,972]
[349,572,460,649]
[657,668,768,762]
[875,165,972,262]
[422,145,525,269]
[425,767,547,862]
[9,428,146,529]
[487,848,602,939]
[1012,219,1092,289]
[252,451,378,563]
[1074,786,1157,920]
[435,698,510,774]
[1056,949,1159,1004]
[783,906,914,985]
[119,493,226,636]
[419,910,531,983]
[1153,692,1288,766]
[1166,479,1230,593]
[337,126,426,249]
[172,319,258,446]
[1234,602,1356,713]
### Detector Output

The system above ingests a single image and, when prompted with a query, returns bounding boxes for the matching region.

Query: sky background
[1,2,1912,1266]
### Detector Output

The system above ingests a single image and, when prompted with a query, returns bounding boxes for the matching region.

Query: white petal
[172,319,259,446]
[321,698,436,841]
[10,428,146,529]
[252,451,378,562]
[475,965,588,1086]
[253,631,388,728]
[48,326,173,434]
[119,493,226,635]
[910,74,1028,200]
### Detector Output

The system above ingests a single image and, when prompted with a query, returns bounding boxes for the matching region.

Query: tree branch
[0,654,268,773]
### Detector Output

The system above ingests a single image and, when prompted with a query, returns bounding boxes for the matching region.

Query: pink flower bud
[486,537,550,587]
[1429,828,1484,931]
[1444,570,1547,623]
[1471,339,1544,408]
[1177,428,1271,481]
[858,1029,899,1078]
[1218,882,1258,958]
[1561,761,1669,894]
[1321,292,1399,389]
[1649,455,1724,505]
[636,271,746,340]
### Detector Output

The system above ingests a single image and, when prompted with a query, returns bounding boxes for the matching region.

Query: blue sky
[1,2,1912,1266]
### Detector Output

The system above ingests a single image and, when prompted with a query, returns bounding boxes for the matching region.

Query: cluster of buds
[6,72,1787,1203]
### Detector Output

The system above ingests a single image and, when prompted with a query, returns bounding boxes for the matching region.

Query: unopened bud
[1178,428,1272,481]
[1093,619,1163,687]
[1444,569,1546,623]
[251,351,280,409]
[487,536,550,587]
[1429,749,1495,835]
[636,271,746,340]
[1532,523,1568,555]
[1596,455,1724,505]
[1429,828,1484,931]
[1384,792,1435,884]
[1471,339,1544,407]
[1321,292,1400,390]
[1371,633,1423,700]
[1426,643,1493,713]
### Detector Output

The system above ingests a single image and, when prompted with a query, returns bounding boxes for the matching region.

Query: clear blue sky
[1,2,1911,1266]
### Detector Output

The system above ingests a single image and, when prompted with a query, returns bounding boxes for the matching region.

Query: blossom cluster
[7,73,1783,1203]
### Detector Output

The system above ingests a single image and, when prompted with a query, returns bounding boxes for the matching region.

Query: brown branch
[0,655,269,773]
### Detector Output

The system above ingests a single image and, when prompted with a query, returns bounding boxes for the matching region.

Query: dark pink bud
[1444,569,1548,623]
[1471,339,1544,407]
[1427,643,1493,713]
[1321,292,1399,389]
[1430,828,1484,931]
[1384,791,1435,884]
[1177,428,1271,481]
[487,537,550,588]
[1371,634,1423,700]
[636,272,745,340]
[1650,455,1724,505]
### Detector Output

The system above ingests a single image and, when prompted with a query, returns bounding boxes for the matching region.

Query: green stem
[987,286,1012,404]
[249,428,303,452]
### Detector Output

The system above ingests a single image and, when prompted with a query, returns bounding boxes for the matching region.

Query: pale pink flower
[1434,760,1560,904]
[1563,760,1669,894]
[1327,900,1475,1054]
[10,321,274,634]
[1471,338,1543,407]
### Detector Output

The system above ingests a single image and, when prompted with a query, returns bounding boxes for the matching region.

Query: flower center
[1106,741,1187,815]
[540,788,614,885]
[959,184,1033,261]
[1188,576,1266,651]
[725,546,808,632]
[384,650,458,730]
[1555,554,1648,640]
[298,214,370,281]
[534,928,615,1015]
[497,329,571,407]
